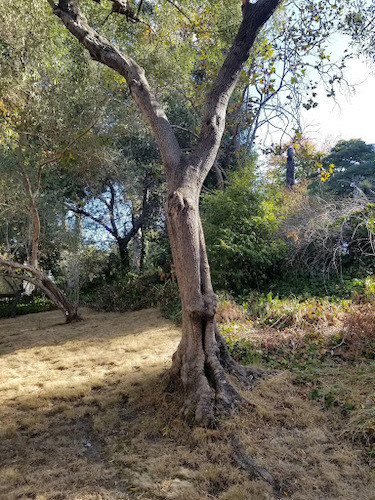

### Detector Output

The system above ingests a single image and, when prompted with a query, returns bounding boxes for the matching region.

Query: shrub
[202,165,286,294]
[245,291,346,330]
[81,270,181,320]
[0,294,54,318]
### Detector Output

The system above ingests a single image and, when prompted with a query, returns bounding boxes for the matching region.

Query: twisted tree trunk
[48,0,281,424]
[165,167,265,425]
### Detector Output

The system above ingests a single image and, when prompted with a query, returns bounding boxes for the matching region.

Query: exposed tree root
[230,435,283,497]
[166,321,277,427]
[215,326,272,384]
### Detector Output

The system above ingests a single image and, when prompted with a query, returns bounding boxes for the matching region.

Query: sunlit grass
[0,308,374,499]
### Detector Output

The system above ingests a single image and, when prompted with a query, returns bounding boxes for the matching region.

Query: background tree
[64,123,165,272]
[266,136,327,185]
[202,161,286,294]
[0,0,106,320]
[318,139,375,197]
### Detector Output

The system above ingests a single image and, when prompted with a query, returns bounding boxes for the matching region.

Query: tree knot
[203,292,217,319]
[167,190,192,216]
[187,293,217,320]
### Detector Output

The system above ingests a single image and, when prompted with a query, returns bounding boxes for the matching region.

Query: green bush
[0,294,54,318]
[268,267,375,301]
[202,165,286,294]
[81,270,181,320]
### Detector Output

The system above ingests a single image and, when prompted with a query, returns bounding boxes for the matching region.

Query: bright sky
[296,28,375,149]
[301,57,375,148]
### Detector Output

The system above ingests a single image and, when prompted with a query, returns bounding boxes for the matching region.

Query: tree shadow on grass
[1,308,374,499]
[0,368,154,499]
[0,307,176,356]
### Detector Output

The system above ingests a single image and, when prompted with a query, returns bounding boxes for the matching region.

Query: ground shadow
[0,307,174,356]
[1,309,374,499]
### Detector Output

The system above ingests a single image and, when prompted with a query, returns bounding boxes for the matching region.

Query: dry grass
[0,308,374,499]
[342,304,375,358]
[216,296,248,324]
[301,362,375,453]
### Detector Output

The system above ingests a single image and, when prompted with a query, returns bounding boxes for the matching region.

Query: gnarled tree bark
[48,0,282,425]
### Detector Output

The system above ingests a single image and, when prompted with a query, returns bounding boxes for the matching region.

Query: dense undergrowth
[217,293,375,460]
[81,271,182,323]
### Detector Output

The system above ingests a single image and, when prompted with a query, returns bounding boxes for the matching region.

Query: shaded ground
[0,308,374,499]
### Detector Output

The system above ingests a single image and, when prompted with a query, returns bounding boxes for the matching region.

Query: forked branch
[192,0,282,184]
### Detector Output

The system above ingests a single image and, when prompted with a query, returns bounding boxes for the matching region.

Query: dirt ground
[0,308,374,499]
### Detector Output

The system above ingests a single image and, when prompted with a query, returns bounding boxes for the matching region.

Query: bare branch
[0,257,80,320]
[106,181,120,238]
[171,125,199,139]
[165,0,192,23]
[0,257,44,279]
[68,205,117,237]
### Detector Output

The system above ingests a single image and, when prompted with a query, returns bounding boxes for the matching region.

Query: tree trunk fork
[48,0,283,424]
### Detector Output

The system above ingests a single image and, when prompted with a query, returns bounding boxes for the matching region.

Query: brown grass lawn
[0,308,374,499]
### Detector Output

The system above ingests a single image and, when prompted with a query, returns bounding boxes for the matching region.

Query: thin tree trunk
[16,144,40,268]
[140,228,145,272]
[213,160,225,191]
[118,238,130,270]
[29,197,40,269]
[131,230,142,271]
[286,146,295,189]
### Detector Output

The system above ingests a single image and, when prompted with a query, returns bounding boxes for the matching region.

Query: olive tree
[47,0,282,425]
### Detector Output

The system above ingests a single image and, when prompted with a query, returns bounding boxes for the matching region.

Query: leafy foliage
[0,294,53,318]
[81,269,180,315]
[202,163,286,293]
[319,139,375,197]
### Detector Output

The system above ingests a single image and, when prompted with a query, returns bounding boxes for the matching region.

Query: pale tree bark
[48,0,282,425]
[16,141,41,269]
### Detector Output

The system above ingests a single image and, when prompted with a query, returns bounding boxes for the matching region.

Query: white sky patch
[301,57,375,148]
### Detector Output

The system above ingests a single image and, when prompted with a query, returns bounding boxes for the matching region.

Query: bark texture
[49,0,282,424]
[165,174,267,424]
